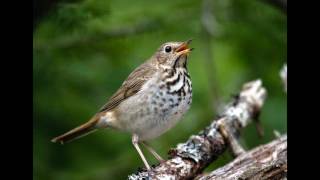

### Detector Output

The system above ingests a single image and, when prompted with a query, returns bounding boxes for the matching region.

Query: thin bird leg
[132,134,151,170]
[142,142,164,162]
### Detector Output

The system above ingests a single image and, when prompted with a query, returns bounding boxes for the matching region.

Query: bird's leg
[132,134,151,170]
[142,142,164,162]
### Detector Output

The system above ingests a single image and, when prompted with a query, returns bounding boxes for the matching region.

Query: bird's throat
[173,55,188,69]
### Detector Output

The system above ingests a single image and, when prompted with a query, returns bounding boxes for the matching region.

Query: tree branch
[128,79,267,179]
[197,134,287,180]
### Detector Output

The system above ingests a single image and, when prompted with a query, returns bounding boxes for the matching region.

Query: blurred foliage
[33,0,286,179]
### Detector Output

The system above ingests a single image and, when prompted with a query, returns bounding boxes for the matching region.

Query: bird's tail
[51,117,99,144]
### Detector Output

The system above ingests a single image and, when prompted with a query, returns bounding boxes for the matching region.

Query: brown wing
[98,61,157,112]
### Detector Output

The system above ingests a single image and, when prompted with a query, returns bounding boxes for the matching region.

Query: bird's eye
[164,46,172,53]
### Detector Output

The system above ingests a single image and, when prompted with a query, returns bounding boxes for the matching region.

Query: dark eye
[165,46,172,53]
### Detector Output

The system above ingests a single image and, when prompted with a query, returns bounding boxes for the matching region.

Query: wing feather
[98,62,157,112]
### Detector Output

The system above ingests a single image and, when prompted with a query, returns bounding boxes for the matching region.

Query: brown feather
[51,116,99,144]
[99,61,157,112]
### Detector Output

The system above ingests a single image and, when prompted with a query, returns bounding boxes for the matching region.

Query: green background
[33,0,287,179]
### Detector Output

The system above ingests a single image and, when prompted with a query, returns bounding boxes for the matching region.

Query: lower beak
[175,40,193,55]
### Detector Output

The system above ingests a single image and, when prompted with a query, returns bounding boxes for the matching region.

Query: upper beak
[175,39,193,55]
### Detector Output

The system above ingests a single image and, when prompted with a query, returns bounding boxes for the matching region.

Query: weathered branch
[197,134,287,180]
[128,79,267,179]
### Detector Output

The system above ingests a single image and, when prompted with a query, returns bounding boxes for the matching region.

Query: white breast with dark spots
[136,68,192,140]
[110,68,192,140]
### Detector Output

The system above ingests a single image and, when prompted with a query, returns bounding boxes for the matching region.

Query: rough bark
[128,79,267,179]
[197,134,287,180]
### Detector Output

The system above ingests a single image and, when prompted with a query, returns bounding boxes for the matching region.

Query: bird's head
[152,40,193,69]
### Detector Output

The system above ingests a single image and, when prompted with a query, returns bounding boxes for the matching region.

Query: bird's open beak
[175,39,193,56]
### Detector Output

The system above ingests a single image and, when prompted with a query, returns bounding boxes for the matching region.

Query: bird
[51,40,193,170]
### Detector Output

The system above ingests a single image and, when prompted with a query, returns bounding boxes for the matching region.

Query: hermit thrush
[52,40,193,170]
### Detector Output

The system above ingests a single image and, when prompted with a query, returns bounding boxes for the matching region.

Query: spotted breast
[111,65,192,141]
